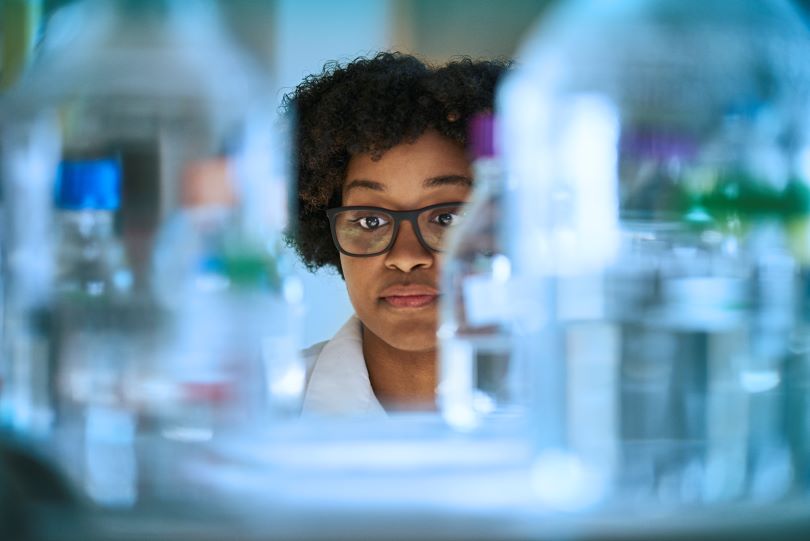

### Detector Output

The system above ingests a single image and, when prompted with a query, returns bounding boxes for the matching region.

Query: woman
[283,52,507,415]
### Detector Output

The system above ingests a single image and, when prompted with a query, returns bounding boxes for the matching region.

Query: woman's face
[339,130,472,353]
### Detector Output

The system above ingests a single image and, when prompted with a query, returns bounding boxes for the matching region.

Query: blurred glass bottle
[438,112,526,431]
[50,156,141,507]
[149,156,304,438]
[0,0,299,506]
[499,0,810,510]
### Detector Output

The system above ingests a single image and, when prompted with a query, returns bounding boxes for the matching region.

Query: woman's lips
[382,294,438,308]
[379,284,439,308]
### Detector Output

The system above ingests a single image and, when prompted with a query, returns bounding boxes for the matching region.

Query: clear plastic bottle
[438,113,524,431]
[49,155,140,507]
[149,156,304,437]
[53,157,132,297]
[499,0,810,510]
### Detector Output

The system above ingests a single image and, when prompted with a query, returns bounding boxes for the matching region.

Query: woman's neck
[361,325,437,412]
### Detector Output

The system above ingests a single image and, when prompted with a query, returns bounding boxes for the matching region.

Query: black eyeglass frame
[326,201,466,257]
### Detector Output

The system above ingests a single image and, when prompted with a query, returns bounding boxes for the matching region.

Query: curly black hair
[282,51,509,275]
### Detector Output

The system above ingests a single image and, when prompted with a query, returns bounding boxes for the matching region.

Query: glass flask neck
[58,209,117,240]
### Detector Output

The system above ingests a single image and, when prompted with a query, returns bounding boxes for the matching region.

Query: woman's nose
[383,220,433,272]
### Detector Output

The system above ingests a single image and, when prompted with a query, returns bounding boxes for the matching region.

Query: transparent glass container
[50,157,140,507]
[0,0,300,507]
[150,156,304,437]
[499,0,810,510]
[438,113,527,431]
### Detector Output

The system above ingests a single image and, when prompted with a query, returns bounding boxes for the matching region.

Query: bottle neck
[58,209,117,240]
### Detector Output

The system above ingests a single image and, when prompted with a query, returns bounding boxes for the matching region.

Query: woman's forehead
[341,132,471,207]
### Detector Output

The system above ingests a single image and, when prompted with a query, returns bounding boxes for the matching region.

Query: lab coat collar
[301,315,386,417]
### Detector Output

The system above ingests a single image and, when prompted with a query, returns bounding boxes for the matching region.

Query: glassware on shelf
[438,112,527,431]
[49,155,141,507]
[498,0,810,510]
[150,155,304,439]
[0,0,301,508]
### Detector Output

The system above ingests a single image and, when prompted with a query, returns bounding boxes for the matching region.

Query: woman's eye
[355,214,389,230]
[434,212,460,227]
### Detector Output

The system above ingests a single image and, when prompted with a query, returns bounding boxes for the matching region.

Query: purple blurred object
[469,112,496,159]
[620,129,699,161]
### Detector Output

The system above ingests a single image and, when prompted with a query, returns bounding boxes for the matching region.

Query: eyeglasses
[326,202,466,257]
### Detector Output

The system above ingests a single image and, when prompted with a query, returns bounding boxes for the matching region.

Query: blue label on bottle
[55,157,122,210]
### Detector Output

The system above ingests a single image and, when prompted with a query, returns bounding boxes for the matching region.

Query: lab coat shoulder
[301,339,328,383]
[299,316,385,416]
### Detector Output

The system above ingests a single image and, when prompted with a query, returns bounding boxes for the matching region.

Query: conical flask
[499,0,810,509]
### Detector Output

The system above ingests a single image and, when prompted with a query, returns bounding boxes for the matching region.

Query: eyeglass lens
[332,204,465,256]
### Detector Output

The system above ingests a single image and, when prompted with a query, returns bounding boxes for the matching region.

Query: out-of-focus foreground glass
[439,112,528,431]
[499,0,810,510]
[0,0,303,509]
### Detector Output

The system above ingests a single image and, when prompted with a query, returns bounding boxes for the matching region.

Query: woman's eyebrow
[344,178,386,193]
[344,175,471,193]
[423,174,473,188]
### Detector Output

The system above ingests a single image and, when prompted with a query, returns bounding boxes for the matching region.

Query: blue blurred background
[19,0,554,347]
[22,0,810,347]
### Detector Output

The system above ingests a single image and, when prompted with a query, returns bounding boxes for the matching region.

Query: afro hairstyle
[282,51,509,276]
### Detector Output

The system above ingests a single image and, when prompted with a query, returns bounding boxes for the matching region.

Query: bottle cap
[180,157,236,208]
[55,157,122,210]
[469,112,496,159]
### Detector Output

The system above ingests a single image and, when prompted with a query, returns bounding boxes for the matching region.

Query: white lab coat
[300,315,386,416]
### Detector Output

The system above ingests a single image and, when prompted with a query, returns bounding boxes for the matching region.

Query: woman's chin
[370,325,438,353]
